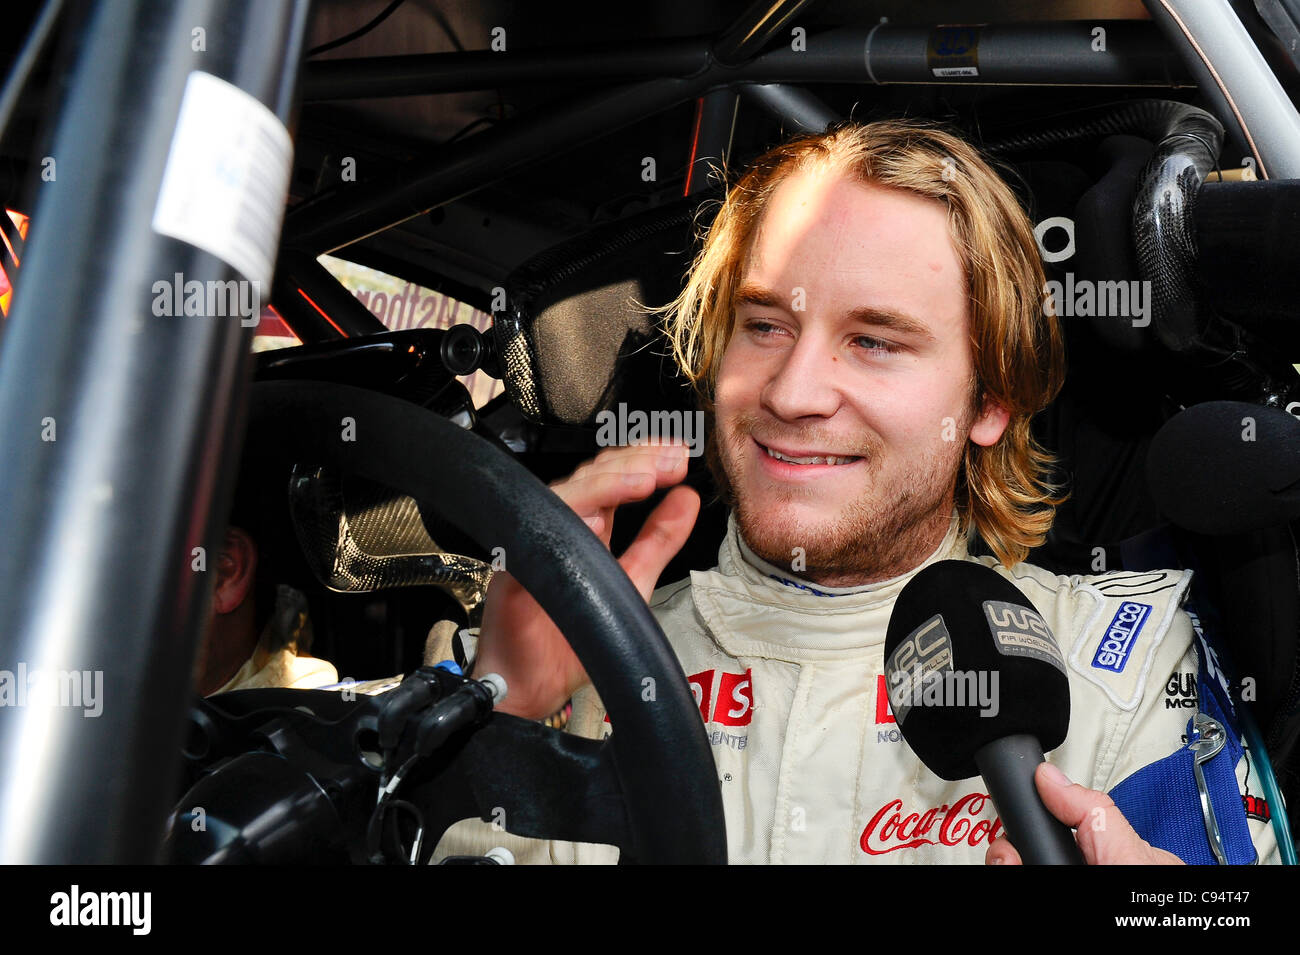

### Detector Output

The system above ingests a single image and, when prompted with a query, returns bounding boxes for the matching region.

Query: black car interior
[4,0,1300,864]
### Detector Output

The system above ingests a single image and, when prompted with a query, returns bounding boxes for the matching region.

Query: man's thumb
[1034,761,1111,831]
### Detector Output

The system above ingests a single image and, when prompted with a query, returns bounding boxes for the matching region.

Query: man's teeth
[763,445,856,466]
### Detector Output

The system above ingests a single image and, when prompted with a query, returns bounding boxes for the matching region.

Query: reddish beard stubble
[705,408,972,586]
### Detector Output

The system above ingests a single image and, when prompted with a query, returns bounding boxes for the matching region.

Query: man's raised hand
[474,442,699,720]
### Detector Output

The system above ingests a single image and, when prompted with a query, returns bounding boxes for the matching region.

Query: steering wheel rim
[241,379,727,864]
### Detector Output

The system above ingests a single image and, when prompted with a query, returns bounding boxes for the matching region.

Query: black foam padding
[1147,401,1300,535]
[883,561,1070,781]
[1202,525,1300,756]
[1196,179,1300,353]
[1005,151,1168,573]
[1073,135,1156,353]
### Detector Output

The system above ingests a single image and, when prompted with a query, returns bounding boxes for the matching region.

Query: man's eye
[853,335,898,354]
[744,319,783,336]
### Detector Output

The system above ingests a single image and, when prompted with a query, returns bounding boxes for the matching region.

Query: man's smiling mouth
[756,440,862,467]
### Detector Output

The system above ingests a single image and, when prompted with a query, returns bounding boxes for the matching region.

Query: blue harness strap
[1108,614,1255,864]
[1107,531,1258,864]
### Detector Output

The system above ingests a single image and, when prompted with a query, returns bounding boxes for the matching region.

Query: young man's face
[711,168,1009,585]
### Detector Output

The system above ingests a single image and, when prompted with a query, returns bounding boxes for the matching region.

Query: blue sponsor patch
[1091,601,1152,673]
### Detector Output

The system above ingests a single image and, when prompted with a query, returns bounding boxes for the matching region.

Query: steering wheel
[205,379,726,864]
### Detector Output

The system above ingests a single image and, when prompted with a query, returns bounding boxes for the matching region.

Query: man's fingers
[985,766,1128,866]
[1031,762,1124,861]
[561,444,689,490]
[568,442,688,473]
[985,836,1023,866]
[1032,762,1183,865]
[553,468,662,515]
[1032,762,1106,830]
[557,444,692,541]
[618,485,701,599]
[1033,761,1139,849]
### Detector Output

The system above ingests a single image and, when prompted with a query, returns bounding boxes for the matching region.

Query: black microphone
[1146,400,1300,535]
[883,560,1083,865]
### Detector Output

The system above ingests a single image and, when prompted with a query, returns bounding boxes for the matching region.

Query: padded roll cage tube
[299,22,1191,101]
[1130,103,1225,354]
[0,0,313,863]
[1143,0,1300,179]
[286,21,1193,256]
[241,380,727,864]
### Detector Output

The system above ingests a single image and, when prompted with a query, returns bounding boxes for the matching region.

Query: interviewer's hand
[985,762,1185,865]
[475,442,699,720]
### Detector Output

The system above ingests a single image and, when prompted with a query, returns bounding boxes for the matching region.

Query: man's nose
[759,334,842,420]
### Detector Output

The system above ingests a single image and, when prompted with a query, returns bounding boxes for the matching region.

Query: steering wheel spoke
[410,715,631,854]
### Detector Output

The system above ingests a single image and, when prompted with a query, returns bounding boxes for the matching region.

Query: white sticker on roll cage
[151,71,293,288]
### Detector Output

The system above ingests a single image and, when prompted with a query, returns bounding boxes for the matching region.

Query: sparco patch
[1091,601,1152,673]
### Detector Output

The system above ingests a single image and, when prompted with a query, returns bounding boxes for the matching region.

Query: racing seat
[992,106,1300,856]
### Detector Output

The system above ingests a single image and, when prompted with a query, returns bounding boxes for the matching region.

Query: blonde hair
[661,120,1067,567]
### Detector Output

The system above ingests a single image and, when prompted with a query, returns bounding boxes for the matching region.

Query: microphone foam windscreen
[1146,401,1300,535]
[883,561,1070,780]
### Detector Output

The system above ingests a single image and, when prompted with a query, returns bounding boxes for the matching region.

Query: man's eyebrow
[734,283,785,309]
[735,283,937,343]
[846,306,937,343]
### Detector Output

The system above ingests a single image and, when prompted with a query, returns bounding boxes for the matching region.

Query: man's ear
[969,395,1011,448]
[213,527,258,615]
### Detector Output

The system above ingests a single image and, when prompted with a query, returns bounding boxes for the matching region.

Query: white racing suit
[432,512,1280,864]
